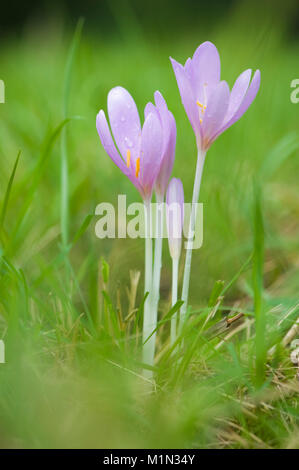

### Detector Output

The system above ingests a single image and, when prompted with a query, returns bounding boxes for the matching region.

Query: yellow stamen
[126,149,131,168]
[196,101,207,118]
[135,157,140,178]
[197,99,207,125]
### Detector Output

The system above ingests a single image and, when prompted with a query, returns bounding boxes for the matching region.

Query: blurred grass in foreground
[0,0,299,448]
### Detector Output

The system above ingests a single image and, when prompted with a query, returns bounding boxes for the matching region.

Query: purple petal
[166,177,184,259]
[155,111,176,196]
[139,112,163,200]
[96,110,126,173]
[229,70,261,124]
[144,91,177,197]
[225,69,252,121]
[201,81,230,148]
[170,57,200,139]
[154,91,171,147]
[96,110,143,196]
[144,101,158,119]
[107,86,141,164]
[212,69,261,140]
[184,57,194,81]
[191,41,221,102]
[183,57,199,97]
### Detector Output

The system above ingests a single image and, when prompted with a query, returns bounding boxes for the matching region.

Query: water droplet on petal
[120,115,126,123]
[124,136,133,148]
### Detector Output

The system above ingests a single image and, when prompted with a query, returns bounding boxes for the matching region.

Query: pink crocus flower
[142,91,177,366]
[170,41,261,327]
[96,86,176,375]
[96,86,175,202]
[170,41,260,151]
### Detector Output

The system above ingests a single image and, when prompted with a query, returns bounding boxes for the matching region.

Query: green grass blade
[60,18,84,249]
[252,182,266,387]
[143,300,184,345]
[71,214,94,246]
[0,150,21,232]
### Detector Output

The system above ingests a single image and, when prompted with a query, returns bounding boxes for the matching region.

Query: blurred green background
[0,0,298,449]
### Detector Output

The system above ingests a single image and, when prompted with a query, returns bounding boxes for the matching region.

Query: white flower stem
[150,193,164,343]
[142,194,164,376]
[171,257,179,346]
[142,199,153,375]
[180,149,206,330]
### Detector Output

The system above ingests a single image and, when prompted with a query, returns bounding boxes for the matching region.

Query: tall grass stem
[60,19,84,250]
